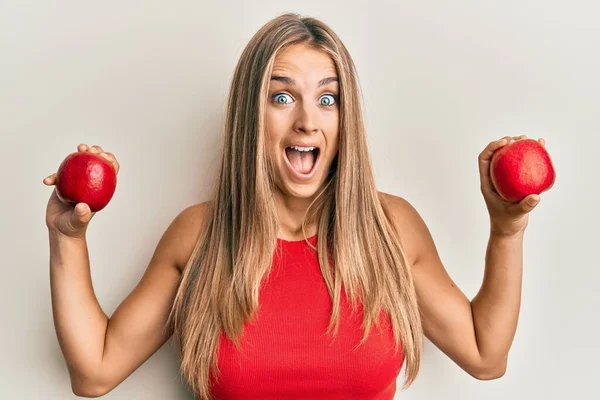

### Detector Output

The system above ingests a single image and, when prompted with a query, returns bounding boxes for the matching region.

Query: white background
[1,1,598,399]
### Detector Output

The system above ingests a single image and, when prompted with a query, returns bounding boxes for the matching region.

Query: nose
[292,102,318,135]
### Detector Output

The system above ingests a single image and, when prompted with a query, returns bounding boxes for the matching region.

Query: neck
[274,192,318,240]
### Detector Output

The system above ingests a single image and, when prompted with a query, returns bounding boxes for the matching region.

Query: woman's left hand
[478,135,544,237]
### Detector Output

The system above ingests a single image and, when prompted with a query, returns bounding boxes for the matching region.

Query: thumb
[71,203,93,228]
[518,194,540,213]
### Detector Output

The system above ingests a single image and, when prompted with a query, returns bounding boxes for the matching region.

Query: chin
[276,180,320,199]
[276,172,331,201]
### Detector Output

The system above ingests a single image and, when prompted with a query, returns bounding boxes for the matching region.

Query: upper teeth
[290,146,316,152]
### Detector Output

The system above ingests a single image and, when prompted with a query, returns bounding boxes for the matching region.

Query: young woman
[44,13,545,400]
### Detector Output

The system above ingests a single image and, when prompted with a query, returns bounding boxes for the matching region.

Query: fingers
[43,173,57,186]
[478,137,510,189]
[508,134,546,146]
[478,134,538,175]
[103,152,120,174]
[90,145,104,154]
[78,143,104,153]
[45,144,120,186]
[76,143,120,174]
[479,137,510,165]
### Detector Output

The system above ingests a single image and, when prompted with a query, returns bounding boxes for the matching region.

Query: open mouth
[284,146,321,177]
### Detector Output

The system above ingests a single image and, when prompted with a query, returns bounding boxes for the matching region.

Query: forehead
[271,44,337,80]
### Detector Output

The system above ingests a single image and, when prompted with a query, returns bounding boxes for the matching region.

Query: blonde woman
[44,13,545,400]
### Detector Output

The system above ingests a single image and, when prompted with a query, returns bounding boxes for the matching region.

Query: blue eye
[273,93,292,104]
[320,94,336,106]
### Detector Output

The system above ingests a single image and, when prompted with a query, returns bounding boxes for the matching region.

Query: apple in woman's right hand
[44,144,120,239]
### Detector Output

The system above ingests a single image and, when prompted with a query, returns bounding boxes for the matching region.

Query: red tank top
[209,234,404,399]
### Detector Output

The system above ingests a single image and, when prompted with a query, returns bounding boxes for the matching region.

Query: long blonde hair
[167,12,423,399]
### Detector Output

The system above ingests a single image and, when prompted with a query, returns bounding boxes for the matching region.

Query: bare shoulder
[165,201,211,272]
[378,191,419,221]
[378,191,423,232]
[378,191,436,266]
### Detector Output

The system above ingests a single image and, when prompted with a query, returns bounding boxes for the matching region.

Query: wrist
[489,226,525,240]
[489,215,528,239]
[48,229,87,245]
[49,230,88,269]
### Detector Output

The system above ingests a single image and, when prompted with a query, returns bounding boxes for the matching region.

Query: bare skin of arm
[379,136,541,380]
[50,202,207,396]
[381,192,522,379]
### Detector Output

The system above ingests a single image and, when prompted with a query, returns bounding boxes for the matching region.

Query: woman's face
[265,43,340,201]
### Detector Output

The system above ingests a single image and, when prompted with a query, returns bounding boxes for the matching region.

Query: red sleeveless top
[209,234,404,399]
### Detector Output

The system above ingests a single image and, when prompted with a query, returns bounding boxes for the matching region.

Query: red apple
[55,152,117,212]
[490,139,555,203]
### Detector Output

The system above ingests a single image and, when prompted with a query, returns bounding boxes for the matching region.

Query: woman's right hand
[44,144,120,239]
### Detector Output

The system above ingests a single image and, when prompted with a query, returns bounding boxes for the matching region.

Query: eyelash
[272,92,338,107]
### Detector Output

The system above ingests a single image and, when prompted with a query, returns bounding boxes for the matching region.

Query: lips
[283,146,321,181]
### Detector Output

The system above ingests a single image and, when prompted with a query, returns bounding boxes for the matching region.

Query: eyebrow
[270,75,339,87]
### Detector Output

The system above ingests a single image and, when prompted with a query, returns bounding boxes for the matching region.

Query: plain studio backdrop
[1,1,598,399]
